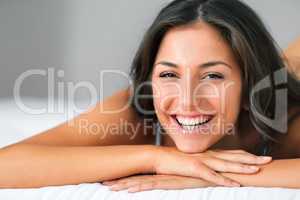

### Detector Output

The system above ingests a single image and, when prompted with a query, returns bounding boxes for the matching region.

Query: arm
[0,87,156,188]
[11,87,153,147]
[100,159,300,192]
[0,144,155,188]
[204,38,300,189]
[221,101,300,188]
[222,159,300,188]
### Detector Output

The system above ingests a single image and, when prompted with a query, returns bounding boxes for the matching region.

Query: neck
[211,111,261,153]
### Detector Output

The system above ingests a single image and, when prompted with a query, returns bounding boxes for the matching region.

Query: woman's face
[151,21,242,153]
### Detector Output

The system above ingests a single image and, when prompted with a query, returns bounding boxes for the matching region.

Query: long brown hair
[129,0,300,153]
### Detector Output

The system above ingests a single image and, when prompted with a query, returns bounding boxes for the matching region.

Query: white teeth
[176,116,210,126]
[172,115,213,134]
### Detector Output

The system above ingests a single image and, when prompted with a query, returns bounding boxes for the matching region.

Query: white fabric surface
[1,183,300,200]
[0,98,300,200]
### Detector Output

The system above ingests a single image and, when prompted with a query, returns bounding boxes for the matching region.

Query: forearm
[222,159,300,189]
[220,38,300,188]
[0,144,155,188]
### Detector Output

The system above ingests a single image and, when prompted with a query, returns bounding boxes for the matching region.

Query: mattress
[0,98,300,200]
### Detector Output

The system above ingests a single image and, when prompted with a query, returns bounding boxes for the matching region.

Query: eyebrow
[154,60,232,69]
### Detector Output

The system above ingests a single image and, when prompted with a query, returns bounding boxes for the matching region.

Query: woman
[1,0,300,192]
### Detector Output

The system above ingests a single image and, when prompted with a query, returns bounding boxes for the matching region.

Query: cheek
[218,79,242,124]
[152,80,180,113]
[193,79,242,134]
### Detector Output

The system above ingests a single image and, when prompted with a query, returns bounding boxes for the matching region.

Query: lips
[169,114,215,134]
[176,115,212,126]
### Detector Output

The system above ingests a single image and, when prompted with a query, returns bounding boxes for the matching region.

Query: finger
[122,177,171,193]
[127,179,183,193]
[104,175,153,186]
[192,162,241,187]
[109,181,140,191]
[102,177,131,186]
[128,177,215,193]
[102,176,132,185]
[211,151,272,165]
[159,177,215,189]
[102,181,118,186]
[126,176,178,193]
[108,175,159,191]
[103,178,135,187]
[203,157,260,174]
[122,174,173,192]
[127,181,157,193]
[216,149,247,154]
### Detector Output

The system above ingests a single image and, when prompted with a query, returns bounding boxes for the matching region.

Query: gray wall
[0,0,299,100]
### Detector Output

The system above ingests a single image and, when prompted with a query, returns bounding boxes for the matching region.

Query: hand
[153,147,272,187]
[102,174,217,193]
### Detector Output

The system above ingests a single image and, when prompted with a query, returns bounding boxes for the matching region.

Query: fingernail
[249,166,259,171]
[102,181,117,186]
[109,184,120,190]
[260,156,272,161]
[231,182,241,187]
[127,186,139,193]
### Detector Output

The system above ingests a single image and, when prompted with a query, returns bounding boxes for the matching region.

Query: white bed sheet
[1,183,300,200]
[0,98,300,200]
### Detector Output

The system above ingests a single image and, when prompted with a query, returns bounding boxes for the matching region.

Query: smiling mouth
[170,114,215,133]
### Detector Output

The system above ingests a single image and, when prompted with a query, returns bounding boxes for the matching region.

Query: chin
[175,141,210,154]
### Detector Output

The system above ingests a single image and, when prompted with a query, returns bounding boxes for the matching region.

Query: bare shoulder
[284,36,300,58]
[284,36,300,79]
[11,87,154,147]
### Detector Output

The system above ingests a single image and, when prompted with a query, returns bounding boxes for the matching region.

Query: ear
[243,103,249,111]
[241,96,249,111]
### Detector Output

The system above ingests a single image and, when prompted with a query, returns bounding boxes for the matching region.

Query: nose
[178,73,198,112]
[176,70,215,114]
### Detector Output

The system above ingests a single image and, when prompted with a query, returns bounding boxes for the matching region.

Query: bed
[1,98,300,200]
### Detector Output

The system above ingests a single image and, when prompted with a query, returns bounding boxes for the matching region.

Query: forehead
[155,21,237,66]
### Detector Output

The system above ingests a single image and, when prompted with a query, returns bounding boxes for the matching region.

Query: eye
[202,73,224,80]
[159,72,178,78]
